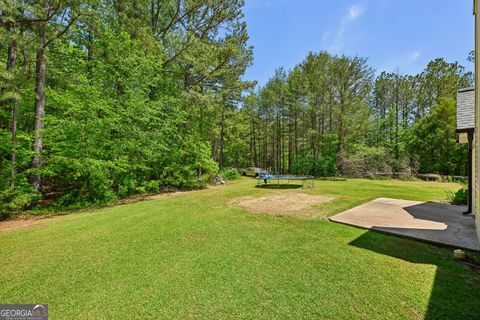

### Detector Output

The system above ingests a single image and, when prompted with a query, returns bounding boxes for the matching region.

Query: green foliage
[0,185,40,220]
[446,178,468,206]
[0,0,472,213]
[408,98,468,175]
[440,176,467,184]
[0,0,249,211]
[53,157,117,206]
[144,181,160,193]
[291,153,337,177]
[447,187,468,205]
[468,50,474,63]
[220,168,241,181]
[246,54,471,178]
[290,129,339,177]
[342,145,389,177]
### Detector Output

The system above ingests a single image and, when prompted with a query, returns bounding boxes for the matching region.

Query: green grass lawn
[1,178,479,319]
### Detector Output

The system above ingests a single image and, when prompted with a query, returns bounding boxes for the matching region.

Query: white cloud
[346,5,365,22]
[327,5,365,53]
[408,51,421,61]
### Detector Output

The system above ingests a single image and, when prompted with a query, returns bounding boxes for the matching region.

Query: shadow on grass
[317,177,347,181]
[255,184,303,189]
[349,231,480,319]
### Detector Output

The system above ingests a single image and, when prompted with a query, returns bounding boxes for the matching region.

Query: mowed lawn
[1,178,479,319]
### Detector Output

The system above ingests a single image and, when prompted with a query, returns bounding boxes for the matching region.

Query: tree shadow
[369,201,479,251]
[255,184,303,189]
[317,177,347,181]
[403,201,468,224]
[349,231,480,319]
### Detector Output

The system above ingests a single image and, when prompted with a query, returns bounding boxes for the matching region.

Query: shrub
[220,168,241,181]
[134,181,160,195]
[54,157,117,206]
[145,180,160,193]
[447,187,468,205]
[135,186,147,194]
[0,188,41,220]
[342,145,388,178]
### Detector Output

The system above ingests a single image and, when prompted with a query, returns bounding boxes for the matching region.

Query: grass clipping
[231,192,333,219]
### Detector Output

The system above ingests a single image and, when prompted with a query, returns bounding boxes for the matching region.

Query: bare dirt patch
[231,192,333,219]
[0,219,42,233]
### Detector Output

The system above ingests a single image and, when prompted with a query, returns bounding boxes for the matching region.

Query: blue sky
[243,0,474,86]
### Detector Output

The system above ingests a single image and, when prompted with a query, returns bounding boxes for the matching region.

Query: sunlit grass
[0,178,478,319]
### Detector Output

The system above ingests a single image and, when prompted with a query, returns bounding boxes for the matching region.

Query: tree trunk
[336,120,343,173]
[31,29,47,191]
[294,112,298,156]
[87,30,94,82]
[252,116,257,166]
[264,120,268,170]
[336,90,346,173]
[279,117,281,173]
[7,40,17,189]
[212,138,218,162]
[329,94,333,132]
[288,120,292,173]
[219,110,225,170]
[280,112,283,174]
[11,98,18,190]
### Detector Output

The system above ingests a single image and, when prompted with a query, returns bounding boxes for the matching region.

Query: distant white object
[241,167,268,177]
[453,249,466,260]
[213,175,226,185]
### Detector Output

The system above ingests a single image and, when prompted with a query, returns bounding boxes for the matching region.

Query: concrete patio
[330,198,480,251]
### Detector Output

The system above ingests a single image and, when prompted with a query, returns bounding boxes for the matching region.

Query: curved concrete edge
[329,198,480,252]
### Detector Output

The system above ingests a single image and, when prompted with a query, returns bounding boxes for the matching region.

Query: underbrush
[447,186,468,205]
[0,185,41,220]
[220,168,241,181]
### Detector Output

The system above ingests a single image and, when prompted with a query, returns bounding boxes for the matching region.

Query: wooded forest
[0,1,474,212]
[243,53,472,178]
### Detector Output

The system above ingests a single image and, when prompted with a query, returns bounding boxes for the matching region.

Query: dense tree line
[0,0,252,211]
[0,1,473,213]
[236,52,472,177]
